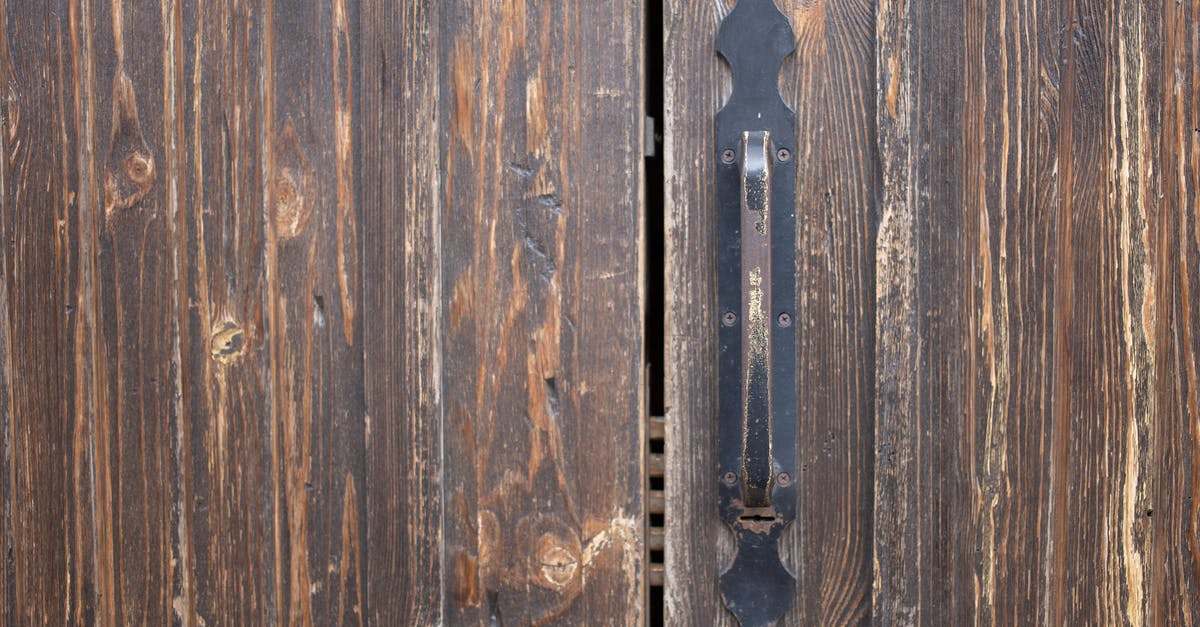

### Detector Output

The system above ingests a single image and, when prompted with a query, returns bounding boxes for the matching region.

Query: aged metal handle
[715,1,798,625]
[738,130,774,509]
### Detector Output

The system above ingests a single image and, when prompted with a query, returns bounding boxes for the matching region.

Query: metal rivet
[723,311,738,327]
[723,472,738,486]
[776,147,791,162]
[721,148,736,164]
[777,312,792,327]
[777,472,792,487]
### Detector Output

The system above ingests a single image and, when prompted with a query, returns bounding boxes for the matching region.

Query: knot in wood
[210,322,246,364]
[536,532,580,590]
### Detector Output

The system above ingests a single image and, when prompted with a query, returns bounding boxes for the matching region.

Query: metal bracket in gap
[715,0,798,625]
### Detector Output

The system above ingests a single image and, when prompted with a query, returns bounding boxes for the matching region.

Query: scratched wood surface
[874,0,1200,624]
[1,0,647,624]
[663,0,879,624]
[437,0,646,624]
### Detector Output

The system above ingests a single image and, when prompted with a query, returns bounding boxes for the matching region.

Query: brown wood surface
[666,0,1200,625]
[437,0,646,624]
[4,0,1199,624]
[0,0,646,624]
[874,0,1200,624]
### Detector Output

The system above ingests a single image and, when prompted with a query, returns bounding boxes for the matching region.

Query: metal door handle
[738,129,774,509]
[715,1,798,624]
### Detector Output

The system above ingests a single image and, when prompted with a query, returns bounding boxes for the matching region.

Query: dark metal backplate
[715,0,798,625]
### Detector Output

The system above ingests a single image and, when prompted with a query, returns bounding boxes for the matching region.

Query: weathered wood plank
[664,1,878,622]
[1151,0,1200,620]
[781,1,878,623]
[360,1,444,623]
[0,1,93,623]
[438,0,645,623]
[873,0,1200,622]
[173,2,276,624]
[88,0,180,621]
[662,2,729,622]
[263,1,366,623]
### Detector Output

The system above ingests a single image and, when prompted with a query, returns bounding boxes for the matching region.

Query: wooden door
[2,0,1199,625]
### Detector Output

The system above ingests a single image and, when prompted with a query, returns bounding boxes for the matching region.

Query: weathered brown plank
[873,0,1200,623]
[438,0,646,623]
[663,1,878,623]
[262,1,366,623]
[0,1,93,623]
[88,1,180,622]
[662,2,729,622]
[781,1,878,623]
[360,1,444,623]
[173,2,276,624]
[1151,0,1200,620]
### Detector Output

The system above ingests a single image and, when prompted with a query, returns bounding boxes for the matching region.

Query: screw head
[721,148,736,164]
[776,147,791,162]
[777,312,792,327]
[777,472,793,487]
[723,472,738,486]
[722,311,738,327]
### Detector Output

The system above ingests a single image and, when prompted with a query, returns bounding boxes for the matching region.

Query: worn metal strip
[714,0,798,624]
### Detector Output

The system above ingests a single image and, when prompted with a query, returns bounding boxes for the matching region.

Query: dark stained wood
[3,0,1195,624]
[874,0,1200,623]
[437,0,647,624]
[0,1,92,623]
[174,2,275,624]
[90,1,177,622]
[663,0,878,623]
[262,1,366,623]
[360,0,444,624]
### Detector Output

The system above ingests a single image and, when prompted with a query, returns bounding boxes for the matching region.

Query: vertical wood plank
[0,1,92,623]
[662,2,729,621]
[88,0,179,622]
[262,1,366,623]
[664,1,878,622]
[174,1,276,623]
[781,1,878,623]
[873,0,1200,622]
[360,1,444,623]
[438,0,646,623]
[1151,0,1200,619]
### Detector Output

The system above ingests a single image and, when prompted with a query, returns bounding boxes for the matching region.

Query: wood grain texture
[438,0,646,624]
[175,2,275,623]
[0,1,91,623]
[360,0,444,624]
[874,0,1200,623]
[262,1,366,624]
[2,1,370,623]
[663,0,878,623]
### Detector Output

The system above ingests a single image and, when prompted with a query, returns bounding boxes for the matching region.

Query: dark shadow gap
[645,1,666,626]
